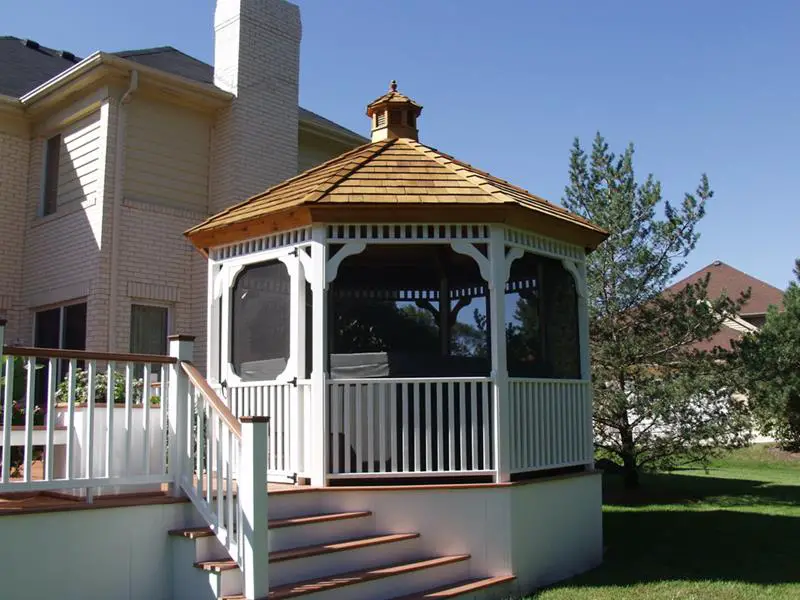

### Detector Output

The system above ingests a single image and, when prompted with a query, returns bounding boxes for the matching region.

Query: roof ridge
[402,139,507,201]
[404,139,604,232]
[185,140,382,235]
[305,140,396,203]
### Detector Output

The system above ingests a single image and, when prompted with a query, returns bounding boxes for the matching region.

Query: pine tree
[563,133,751,487]
[738,259,800,450]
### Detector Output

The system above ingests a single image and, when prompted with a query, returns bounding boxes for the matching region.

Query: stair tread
[270,532,420,563]
[389,575,517,599]
[169,510,372,539]
[195,532,420,571]
[220,555,472,600]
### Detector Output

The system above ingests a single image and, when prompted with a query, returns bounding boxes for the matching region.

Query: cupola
[366,80,423,142]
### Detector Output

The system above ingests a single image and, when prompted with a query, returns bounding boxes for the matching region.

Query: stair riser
[218,568,244,597]
[270,536,423,588]
[295,560,471,600]
[172,539,228,600]
[270,514,376,552]
[269,493,329,520]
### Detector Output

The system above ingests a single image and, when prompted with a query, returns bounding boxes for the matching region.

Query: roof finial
[390,79,398,92]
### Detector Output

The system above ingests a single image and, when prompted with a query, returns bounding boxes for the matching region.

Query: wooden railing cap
[240,416,270,424]
[168,334,196,342]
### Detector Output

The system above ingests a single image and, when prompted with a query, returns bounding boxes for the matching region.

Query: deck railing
[0,343,172,498]
[327,377,495,478]
[179,359,269,598]
[508,378,594,473]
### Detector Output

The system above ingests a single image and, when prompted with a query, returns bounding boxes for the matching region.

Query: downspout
[107,70,138,351]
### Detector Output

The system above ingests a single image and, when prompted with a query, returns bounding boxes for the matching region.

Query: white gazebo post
[488,226,511,482]
[308,225,329,486]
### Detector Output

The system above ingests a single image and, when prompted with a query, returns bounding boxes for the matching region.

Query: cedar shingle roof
[185,137,608,248]
[668,261,784,316]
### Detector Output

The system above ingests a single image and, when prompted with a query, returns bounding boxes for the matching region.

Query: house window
[231,261,291,381]
[130,305,169,356]
[42,134,62,216]
[407,111,416,127]
[34,302,87,383]
[389,110,402,125]
[376,111,387,128]
[34,302,87,351]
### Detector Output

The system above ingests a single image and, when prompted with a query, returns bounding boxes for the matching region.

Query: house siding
[298,129,356,174]
[20,105,108,348]
[124,99,211,213]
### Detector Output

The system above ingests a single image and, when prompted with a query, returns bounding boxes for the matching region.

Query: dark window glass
[42,134,61,216]
[63,303,87,351]
[130,305,168,355]
[389,110,402,125]
[231,261,291,381]
[35,308,61,348]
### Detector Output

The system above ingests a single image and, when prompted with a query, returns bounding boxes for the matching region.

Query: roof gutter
[20,51,233,108]
[106,69,139,352]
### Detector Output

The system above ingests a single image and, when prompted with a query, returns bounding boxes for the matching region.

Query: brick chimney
[210,0,301,213]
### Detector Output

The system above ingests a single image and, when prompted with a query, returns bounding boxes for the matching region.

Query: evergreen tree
[738,259,800,450]
[563,134,751,487]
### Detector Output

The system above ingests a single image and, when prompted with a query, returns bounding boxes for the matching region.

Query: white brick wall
[210,0,302,213]
[0,131,30,344]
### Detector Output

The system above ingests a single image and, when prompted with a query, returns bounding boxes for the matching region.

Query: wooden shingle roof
[186,137,609,251]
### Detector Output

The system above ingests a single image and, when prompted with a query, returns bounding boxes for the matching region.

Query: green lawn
[531,445,800,600]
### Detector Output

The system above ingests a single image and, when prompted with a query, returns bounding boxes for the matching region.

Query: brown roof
[667,261,784,316]
[186,137,608,250]
[692,324,744,352]
[366,80,422,116]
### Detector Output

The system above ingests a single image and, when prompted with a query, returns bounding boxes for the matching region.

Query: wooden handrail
[2,346,177,364]
[181,361,242,439]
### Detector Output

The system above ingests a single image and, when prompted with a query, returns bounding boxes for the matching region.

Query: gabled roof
[185,137,609,250]
[667,261,784,316]
[0,37,365,143]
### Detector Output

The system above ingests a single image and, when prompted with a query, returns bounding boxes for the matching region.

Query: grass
[530,444,800,600]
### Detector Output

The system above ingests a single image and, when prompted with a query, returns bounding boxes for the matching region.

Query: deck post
[168,334,195,497]
[488,227,511,482]
[239,416,270,599]
[308,225,329,486]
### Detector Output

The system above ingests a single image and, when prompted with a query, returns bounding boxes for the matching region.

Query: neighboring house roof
[186,136,609,249]
[668,260,784,316]
[667,260,785,351]
[0,36,366,143]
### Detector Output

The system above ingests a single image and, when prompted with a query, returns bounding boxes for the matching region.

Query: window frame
[33,299,87,351]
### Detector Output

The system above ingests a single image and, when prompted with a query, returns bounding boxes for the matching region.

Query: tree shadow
[555,472,800,588]
[603,471,800,509]
[574,508,800,587]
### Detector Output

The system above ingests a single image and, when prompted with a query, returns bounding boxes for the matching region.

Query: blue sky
[6,0,798,289]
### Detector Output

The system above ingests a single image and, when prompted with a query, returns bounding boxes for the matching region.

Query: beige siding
[56,114,102,210]
[298,129,356,174]
[125,99,211,213]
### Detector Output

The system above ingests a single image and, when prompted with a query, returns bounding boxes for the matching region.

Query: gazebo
[185,81,607,489]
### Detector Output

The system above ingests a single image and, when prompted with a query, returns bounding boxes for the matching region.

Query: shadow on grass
[559,472,800,588]
[603,471,800,509]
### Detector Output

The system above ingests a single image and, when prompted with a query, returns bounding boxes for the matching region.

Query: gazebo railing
[508,378,594,473]
[327,377,495,478]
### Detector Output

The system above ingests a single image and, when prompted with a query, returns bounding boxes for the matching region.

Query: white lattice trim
[210,227,311,261]
[327,223,490,243]
[504,227,585,262]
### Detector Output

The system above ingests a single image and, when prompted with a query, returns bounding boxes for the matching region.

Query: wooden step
[168,510,372,539]
[221,555,471,600]
[194,533,420,572]
[389,575,517,599]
